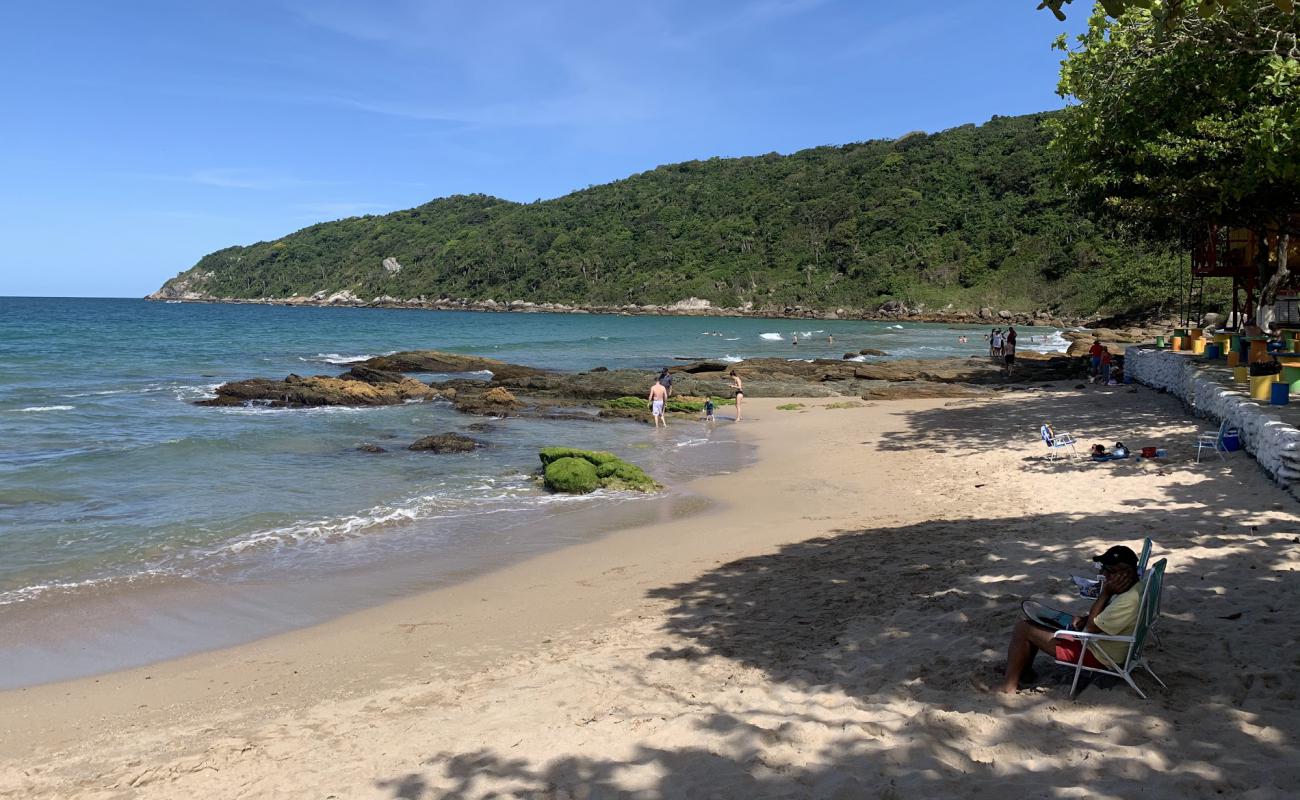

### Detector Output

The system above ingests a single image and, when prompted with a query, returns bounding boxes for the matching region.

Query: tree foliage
[157,114,1180,316]
[1051,4,1300,318]
[1039,0,1296,26]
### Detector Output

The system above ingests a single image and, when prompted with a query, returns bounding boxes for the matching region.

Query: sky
[0,1,1089,298]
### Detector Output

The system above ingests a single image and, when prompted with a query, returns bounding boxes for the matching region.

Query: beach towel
[1091,453,1130,462]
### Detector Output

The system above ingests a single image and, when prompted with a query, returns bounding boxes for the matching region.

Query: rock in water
[538,447,660,493]
[356,443,387,453]
[199,373,435,408]
[544,457,600,493]
[408,433,485,453]
[453,386,521,416]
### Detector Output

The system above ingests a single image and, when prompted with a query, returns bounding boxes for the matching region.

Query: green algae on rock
[543,457,600,494]
[539,448,661,494]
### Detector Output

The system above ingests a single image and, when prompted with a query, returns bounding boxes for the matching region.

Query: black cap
[1092,545,1138,567]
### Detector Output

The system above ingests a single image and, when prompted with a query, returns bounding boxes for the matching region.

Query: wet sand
[3,388,1299,799]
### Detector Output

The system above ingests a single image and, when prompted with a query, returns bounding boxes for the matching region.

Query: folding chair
[1196,419,1236,463]
[1040,423,1077,460]
[1052,558,1168,699]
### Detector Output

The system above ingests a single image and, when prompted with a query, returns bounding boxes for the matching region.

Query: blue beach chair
[1040,423,1078,460]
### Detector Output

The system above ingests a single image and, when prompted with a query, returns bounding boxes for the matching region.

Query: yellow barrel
[1251,375,1275,400]
[1214,333,1231,352]
[1234,366,1249,383]
[1192,338,1207,355]
[1227,351,1241,367]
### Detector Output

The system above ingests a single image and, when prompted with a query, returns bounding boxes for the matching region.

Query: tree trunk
[1256,232,1291,328]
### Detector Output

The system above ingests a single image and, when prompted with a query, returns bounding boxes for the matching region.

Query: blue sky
[0,1,1087,297]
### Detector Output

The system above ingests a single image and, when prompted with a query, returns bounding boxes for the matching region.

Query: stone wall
[1125,347,1300,490]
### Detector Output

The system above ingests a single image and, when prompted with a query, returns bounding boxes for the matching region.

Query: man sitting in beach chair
[997,545,1143,694]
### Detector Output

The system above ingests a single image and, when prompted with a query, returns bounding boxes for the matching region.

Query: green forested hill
[152,113,1180,316]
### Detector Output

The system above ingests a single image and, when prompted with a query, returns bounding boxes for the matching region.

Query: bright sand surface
[3,388,1300,799]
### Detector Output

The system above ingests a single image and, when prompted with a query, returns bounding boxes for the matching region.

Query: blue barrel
[1271,381,1290,405]
[1221,433,1240,452]
[1205,343,1220,359]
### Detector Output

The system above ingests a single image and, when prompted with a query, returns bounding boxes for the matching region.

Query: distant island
[149,112,1178,321]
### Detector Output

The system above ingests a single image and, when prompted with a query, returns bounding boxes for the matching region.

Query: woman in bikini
[730,373,744,422]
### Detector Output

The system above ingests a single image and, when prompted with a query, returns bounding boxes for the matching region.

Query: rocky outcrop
[199,347,1088,412]
[408,432,485,453]
[198,372,435,408]
[452,386,522,416]
[356,351,546,381]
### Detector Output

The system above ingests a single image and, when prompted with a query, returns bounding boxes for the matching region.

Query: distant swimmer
[793,334,799,347]
[828,334,834,345]
[648,379,669,428]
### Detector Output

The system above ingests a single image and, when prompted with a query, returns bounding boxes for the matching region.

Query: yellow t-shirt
[1089,580,1144,665]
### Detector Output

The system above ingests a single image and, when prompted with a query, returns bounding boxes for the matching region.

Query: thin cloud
[118,168,312,191]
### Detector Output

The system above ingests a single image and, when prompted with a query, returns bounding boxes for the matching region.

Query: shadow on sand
[377,389,1300,798]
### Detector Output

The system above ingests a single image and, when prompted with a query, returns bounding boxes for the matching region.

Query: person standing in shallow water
[648,379,668,429]
[730,373,744,422]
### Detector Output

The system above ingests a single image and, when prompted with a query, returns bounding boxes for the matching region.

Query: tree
[1039,0,1295,25]
[1050,4,1300,323]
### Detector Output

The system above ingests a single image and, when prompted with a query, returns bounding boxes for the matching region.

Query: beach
[3,386,1299,799]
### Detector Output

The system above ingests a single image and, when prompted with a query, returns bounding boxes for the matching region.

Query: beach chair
[1040,423,1077,460]
[1072,537,1152,598]
[1196,419,1236,463]
[1052,558,1168,700]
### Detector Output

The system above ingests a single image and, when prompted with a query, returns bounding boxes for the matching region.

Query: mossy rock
[595,461,660,492]
[666,398,705,413]
[538,446,661,493]
[538,447,620,467]
[543,457,600,493]
[776,403,805,411]
[603,396,647,410]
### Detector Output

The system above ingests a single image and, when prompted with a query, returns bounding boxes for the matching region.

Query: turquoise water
[0,298,1066,683]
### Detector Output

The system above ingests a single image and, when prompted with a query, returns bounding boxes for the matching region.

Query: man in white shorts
[648,379,669,428]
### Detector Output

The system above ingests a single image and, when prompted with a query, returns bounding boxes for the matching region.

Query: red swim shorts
[1053,638,1105,669]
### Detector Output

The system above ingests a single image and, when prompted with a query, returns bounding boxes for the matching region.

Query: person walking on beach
[704,397,715,422]
[1003,332,1017,377]
[730,373,744,422]
[1006,325,1017,352]
[648,379,669,428]
[991,329,1004,359]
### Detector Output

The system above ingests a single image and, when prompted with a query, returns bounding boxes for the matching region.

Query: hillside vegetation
[153,113,1181,316]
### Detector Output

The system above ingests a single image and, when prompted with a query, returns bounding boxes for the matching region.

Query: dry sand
[2,386,1299,799]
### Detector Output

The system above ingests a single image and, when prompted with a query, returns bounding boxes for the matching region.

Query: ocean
[0,297,1068,685]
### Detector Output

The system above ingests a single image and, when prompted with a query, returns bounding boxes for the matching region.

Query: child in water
[704,398,715,422]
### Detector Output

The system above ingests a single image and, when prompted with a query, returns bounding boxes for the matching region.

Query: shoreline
[6,390,1298,797]
[143,294,1087,328]
[0,427,748,691]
